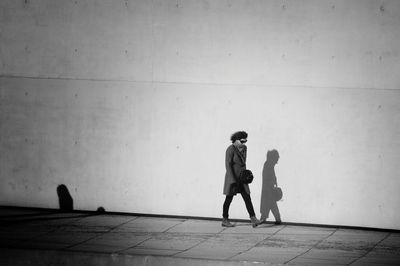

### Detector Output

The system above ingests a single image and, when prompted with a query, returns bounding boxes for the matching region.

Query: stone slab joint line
[227,225,288,260]
[346,232,392,266]
[162,218,188,233]
[170,222,229,257]
[117,235,154,254]
[284,227,339,265]
[63,215,139,250]
[115,218,187,253]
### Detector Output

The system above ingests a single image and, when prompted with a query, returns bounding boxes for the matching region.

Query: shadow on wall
[57,184,73,211]
[260,150,282,224]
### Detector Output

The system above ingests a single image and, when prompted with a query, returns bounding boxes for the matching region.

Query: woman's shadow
[259,149,282,225]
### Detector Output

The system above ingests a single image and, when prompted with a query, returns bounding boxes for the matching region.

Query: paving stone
[71,214,136,228]
[57,215,135,233]
[137,232,210,251]
[167,220,225,234]
[122,247,180,256]
[114,217,184,233]
[221,222,282,234]
[351,252,400,266]
[375,233,400,254]
[1,213,87,229]
[1,208,400,266]
[279,226,336,235]
[0,224,54,240]
[18,231,101,250]
[231,246,306,264]
[0,209,46,217]
[68,232,151,253]
[175,247,240,260]
[174,233,266,260]
[258,232,328,250]
[0,238,20,248]
[317,229,387,252]
[288,257,348,266]
[28,213,89,222]
[294,248,363,265]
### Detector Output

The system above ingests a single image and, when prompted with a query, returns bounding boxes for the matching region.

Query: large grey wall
[1,0,400,229]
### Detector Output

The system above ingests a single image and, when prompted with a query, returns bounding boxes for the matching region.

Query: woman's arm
[225,146,238,183]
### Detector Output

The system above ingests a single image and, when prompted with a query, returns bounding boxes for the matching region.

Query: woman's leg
[223,195,234,219]
[240,192,255,218]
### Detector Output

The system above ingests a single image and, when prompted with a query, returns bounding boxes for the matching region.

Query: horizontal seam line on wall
[0,74,398,92]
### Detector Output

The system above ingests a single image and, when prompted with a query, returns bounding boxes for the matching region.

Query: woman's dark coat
[223,144,250,195]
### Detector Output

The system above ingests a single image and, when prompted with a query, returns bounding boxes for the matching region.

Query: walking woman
[260,149,282,225]
[222,131,261,227]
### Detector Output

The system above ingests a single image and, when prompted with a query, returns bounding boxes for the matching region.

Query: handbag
[239,169,254,184]
[273,187,283,201]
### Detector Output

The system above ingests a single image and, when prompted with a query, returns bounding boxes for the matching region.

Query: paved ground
[0,208,400,266]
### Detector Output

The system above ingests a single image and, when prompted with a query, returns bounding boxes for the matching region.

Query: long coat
[223,144,250,195]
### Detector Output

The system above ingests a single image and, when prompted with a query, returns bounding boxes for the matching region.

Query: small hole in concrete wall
[332,4,335,9]
[25,92,28,96]
[282,5,286,10]
[75,49,78,52]
[380,5,384,12]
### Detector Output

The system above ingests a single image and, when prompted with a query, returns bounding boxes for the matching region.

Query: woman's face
[236,138,247,147]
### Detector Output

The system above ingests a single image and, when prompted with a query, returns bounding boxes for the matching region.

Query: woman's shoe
[259,218,267,224]
[275,220,282,225]
[250,216,261,228]
[222,218,234,227]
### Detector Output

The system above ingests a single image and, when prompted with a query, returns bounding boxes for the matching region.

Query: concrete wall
[1,0,400,229]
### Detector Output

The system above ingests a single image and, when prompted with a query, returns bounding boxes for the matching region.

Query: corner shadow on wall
[57,184,74,211]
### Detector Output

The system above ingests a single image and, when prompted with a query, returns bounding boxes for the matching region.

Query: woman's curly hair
[230,131,248,143]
